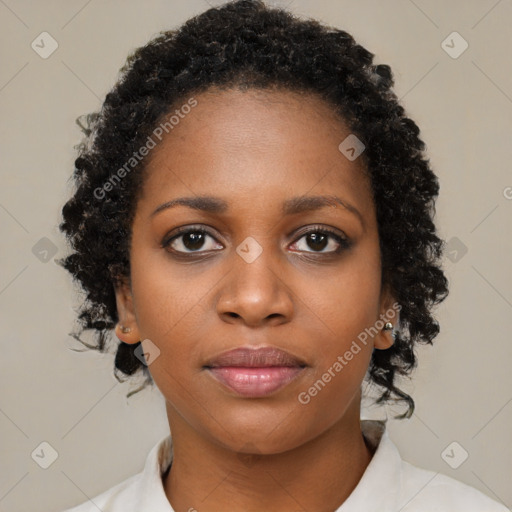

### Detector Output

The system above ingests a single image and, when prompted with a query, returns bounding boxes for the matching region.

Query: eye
[162,226,223,254]
[161,224,350,257]
[290,226,350,254]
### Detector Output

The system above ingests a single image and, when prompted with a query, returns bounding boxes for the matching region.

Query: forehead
[139,87,372,217]
[149,86,352,157]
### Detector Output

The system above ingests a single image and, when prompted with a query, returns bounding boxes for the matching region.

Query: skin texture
[114,88,397,512]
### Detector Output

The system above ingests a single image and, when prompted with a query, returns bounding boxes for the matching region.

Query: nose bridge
[217,234,293,325]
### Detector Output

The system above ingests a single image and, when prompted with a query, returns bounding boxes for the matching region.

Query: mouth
[203,346,307,398]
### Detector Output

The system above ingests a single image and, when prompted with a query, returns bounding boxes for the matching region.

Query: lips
[205,347,306,368]
[204,347,306,398]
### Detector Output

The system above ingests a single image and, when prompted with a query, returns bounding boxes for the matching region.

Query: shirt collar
[133,433,174,511]
[135,419,399,512]
[335,419,401,511]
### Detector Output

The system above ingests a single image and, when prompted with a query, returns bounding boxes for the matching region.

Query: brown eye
[290,227,350,254]
[304,232,329,252]
[179,231,207,251]
[162,227,223,254]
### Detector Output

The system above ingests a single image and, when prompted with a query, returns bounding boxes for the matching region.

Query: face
[115,87,396,454]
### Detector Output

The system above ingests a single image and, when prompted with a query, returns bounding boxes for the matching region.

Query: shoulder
[398,460,509,511]
[61,473,141,512]
[60,434,173,512]
[358,420,508,512]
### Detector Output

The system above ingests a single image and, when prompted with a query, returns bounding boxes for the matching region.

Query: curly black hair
[58,0,449,417]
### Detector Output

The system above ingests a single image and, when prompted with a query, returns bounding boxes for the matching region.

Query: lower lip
[207,366,304,397]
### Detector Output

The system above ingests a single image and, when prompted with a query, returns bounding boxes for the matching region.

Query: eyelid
[292,224,347,241]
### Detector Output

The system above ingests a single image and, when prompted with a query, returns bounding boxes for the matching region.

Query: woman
[59,1,507,510]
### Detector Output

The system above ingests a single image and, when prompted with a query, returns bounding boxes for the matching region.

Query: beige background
[1,0,511,510]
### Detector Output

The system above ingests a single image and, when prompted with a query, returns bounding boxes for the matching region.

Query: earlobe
[113,281,141,344]
[374,286,401,350]
[375,320,398,350]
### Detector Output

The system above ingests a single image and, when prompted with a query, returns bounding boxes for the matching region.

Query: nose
[216,245,294,328]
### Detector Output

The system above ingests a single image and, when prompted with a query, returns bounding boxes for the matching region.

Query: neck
[163,401,373,512]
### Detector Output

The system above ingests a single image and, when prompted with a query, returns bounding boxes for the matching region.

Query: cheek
[128,254,213,404]
[295,281,378,425]
[130,247,206,340]
[302,244,382,341]
[294,245,381,397]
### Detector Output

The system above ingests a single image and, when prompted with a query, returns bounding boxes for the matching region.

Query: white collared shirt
[63,420,508,511]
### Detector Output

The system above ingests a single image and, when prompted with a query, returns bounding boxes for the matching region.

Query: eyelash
[161,224,351,257]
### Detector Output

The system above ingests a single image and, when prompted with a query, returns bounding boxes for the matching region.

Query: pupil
[184,232,204,251]
[308,233,327,251]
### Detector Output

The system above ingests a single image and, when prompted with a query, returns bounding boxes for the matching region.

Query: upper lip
[204,346,307,368]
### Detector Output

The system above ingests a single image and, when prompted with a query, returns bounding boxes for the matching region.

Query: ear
[113,279,141,345]
[374,283,400,350]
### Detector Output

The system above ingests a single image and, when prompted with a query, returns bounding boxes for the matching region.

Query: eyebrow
[151,194,364,225]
